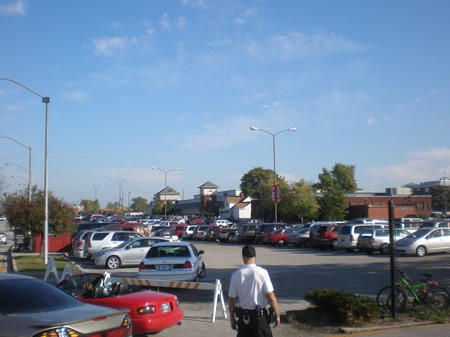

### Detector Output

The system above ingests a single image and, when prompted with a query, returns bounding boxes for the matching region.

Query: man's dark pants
[236,316,272,337]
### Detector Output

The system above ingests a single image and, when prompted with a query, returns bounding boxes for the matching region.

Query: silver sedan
[93,236,174,269]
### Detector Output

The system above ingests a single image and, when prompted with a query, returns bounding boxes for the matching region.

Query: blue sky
[1,0,449,208]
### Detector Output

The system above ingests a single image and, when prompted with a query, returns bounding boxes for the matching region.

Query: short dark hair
[242,245,256,258]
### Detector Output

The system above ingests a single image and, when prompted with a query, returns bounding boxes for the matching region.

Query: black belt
[235,307,267,317]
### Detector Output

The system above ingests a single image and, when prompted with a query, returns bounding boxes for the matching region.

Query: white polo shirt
[228,264,274,310]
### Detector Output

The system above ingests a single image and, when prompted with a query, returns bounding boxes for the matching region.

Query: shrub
[305,288,380,325]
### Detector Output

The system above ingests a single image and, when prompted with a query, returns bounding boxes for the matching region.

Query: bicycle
[376,269,449,312]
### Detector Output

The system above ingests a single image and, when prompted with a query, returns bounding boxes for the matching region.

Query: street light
[250,126,296,223]
[0,78,50,264]
[442,171,448,218]
[110,178,130,210]
[0,137,32,202]
[152,167,180,220]
[89,184,103,201]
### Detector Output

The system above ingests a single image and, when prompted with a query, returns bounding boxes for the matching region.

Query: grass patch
[14,254,75,273]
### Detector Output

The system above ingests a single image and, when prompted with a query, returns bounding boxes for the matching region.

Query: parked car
[336,223,387,252]
[181,225,198,240]
[172,224,186,237]
[262,228,298,246]
[138,242,205,281]
[56,272,183,335]
[236,224,259,243]
[216,223,240,242]
[0,273,132,337]
[84,230,143,259]
[255,223,286,244]
[395,227,450,257]
[93,236,175,269]
[71,229,95,258]
[295,228,311,247]
[192,225,210,240]
[0,232,8,245]
[310,224,343,250]
[356,229,410,254]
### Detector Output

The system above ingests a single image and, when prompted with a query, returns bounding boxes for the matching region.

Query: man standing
[228,245,280,337]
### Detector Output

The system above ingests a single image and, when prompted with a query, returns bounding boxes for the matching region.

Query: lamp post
[0,137,32,202]
[110,178,129,210]
[152,167,180,221]
[250,126,296,223]
[442,171,448,218]
[0,78,49,264]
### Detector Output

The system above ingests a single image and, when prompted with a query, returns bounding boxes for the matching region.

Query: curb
[339,320,436,334]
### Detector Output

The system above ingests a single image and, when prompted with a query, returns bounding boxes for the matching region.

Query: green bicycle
[376,269,449,312]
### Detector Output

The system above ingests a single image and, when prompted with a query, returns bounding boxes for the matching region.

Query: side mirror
[199,250,204,255]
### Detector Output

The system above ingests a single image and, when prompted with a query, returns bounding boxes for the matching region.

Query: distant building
[346,188,432,219]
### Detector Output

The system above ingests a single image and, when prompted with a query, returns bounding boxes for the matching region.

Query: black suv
[255,223,286,244]
[236,224,259,243]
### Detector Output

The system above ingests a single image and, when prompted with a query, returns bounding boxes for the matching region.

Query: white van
[214,219,232,227]
[337,222,388,252]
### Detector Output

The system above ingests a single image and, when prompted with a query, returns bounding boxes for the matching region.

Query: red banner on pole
[272,184,281,203]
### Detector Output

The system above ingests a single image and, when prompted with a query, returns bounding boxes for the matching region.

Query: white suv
[84,230,143,259]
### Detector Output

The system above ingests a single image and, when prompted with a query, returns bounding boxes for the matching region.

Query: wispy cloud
[105,167,182,184]
[180,0,206,9]
[92,36,138,56]
[368,148,450,186]
[62,90,88,102]
[160,13,171,30]
[269,31,366,60]
[0,0,25,16]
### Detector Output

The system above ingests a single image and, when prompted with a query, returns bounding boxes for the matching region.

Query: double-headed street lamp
[0,136,32,202]
[250,126,296,223]
[152,167,180,220]
[0,78,50,264]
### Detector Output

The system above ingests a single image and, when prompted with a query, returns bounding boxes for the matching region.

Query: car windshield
[406,228,431,238]
[0,278,82,314]
[116,238,136,248]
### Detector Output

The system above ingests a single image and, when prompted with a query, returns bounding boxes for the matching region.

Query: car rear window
[339,226,351,235]
[147,246,190,258]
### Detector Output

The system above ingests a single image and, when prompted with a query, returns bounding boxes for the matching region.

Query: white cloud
[180,0,206,8]
[0,0,25,16]
[176,16,187,29]
[270,31,365,60]
[368,148,450,186]
[235,18,246,25]
[5,103,23,112]
[160,13,171,30]
[92,36,137,56]
[367,117,376,125]
[105,167,182,184]
[63,90,88,102]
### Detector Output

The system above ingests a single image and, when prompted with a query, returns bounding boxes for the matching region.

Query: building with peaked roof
[153,186,181,202]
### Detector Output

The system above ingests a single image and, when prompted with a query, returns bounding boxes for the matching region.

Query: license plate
[159,264,170,271]
[161,302,170,313]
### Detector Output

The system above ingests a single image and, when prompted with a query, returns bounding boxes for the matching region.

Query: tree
[130,197,148,213]
[316,163,357,220]
[1,186,75,238]
[240,167,290,222]
[152,201,164,215]
[106,201,121,211]
[81,199,100,214]
[288,180,320,223]
[431,185,450,216]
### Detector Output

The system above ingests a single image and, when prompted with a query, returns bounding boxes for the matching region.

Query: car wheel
[380,244,390,255]
[197,262,206,278]
[345,248,354,252]
[331,239,338,251]
[416,245,427,257]
[229,233,237,243]
[106,255,121,269]
[277,239,286,247]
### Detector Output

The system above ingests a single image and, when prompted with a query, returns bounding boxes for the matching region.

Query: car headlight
[95,251,107,257]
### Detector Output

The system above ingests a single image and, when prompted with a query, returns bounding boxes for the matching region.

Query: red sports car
[56,272,183,335]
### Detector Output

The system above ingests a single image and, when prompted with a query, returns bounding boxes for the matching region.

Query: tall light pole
[250,126,296,223]
[0,78,49,264]
[152,167,180,220]
[0,137,32,202]
[442,171,448,218]
[110,178,129,210]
